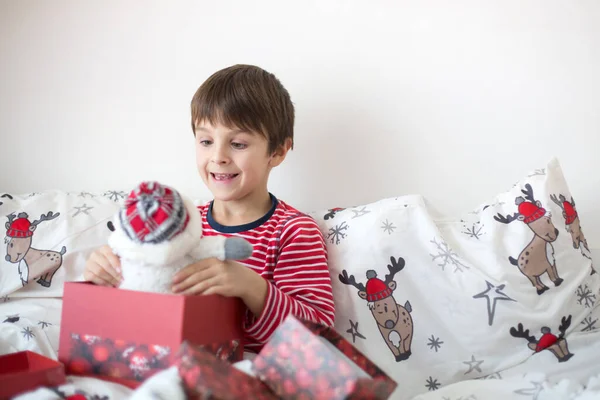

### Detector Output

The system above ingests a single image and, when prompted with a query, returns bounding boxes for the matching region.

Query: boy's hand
[172,258,268,316]
[83,245,122,287]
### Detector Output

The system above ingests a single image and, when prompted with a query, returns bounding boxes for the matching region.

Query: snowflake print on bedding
[4,211,66,288]
[38,320,52,329]
[381,219,396,235]
[461,220,485,240]
[21,326,35,340]
[327,221,349,245]
[429,238,469,272]
[509,315,574,362]
[103,190,126,202]
[580,315,597,332]
[427,335,443,352]
[494,184,563,295]
[425,376,441,391]
[575,284,596,308]
[338,256,414,362]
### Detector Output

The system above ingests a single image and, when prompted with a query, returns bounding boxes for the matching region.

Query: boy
[83,64,336,354]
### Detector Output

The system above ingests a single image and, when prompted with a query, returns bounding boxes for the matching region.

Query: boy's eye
[199,139,212,146]
[231,142,247,150]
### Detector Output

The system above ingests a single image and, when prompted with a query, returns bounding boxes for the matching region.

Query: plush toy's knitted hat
[365,270,392,302]
[119,181,189,244]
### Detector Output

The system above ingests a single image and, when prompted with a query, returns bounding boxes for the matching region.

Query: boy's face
[194,121,287,204]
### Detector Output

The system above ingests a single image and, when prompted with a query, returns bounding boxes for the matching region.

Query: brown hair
[191,64,294,154]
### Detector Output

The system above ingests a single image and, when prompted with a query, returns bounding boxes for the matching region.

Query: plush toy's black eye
[107,221,115,232]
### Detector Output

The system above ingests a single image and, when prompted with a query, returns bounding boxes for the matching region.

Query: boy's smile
[210,172,240,183]
[210,173,239,183]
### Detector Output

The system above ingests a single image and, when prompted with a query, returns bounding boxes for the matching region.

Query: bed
[2,157,600,399]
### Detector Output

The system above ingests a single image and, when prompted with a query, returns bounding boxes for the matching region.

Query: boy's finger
[86,269,114,287]
[172,261,213,284]
[100,246,122,273]
[201,283,228,297]
[179,276,221,296]
[93,253,122,282]
[90,261,121,287]
[172,269,217,293]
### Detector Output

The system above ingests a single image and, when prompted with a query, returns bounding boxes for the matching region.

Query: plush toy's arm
[190,236,253,261]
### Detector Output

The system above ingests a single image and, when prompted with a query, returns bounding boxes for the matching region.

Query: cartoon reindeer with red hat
[339,256,414,361]
[550,194,595,274]
[4,211,66,287]
[509,315,574,362]
[494,184,562,295]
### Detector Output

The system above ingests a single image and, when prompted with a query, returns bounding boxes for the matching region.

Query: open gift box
[58,281,245,389]
[0,351,66,400]
[253,315,398,399]
[174,315,397,400]
[175,340,279,400]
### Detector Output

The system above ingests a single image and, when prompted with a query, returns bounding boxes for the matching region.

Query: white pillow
[0,190,124,298]
[308,157,599,399]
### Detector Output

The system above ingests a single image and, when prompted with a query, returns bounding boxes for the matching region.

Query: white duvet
[2,296,600,399]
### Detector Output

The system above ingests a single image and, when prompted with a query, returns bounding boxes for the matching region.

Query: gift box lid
[0,351,66,399]
[252,315,398,400]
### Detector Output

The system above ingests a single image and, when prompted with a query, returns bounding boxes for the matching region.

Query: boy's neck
[211,191,273,227]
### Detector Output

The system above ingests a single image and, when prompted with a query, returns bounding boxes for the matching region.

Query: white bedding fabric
[2,296,600,399]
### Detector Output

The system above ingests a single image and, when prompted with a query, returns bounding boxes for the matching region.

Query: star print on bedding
[309,157,599,400]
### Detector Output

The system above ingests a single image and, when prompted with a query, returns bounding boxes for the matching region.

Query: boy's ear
[269,138,293,168]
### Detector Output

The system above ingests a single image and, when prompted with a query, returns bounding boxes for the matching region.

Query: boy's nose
[211,145,230,164]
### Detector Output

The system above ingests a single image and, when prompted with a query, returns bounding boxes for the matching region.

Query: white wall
[1,1,599,245]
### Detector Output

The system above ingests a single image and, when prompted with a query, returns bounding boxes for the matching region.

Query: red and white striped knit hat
[516,199,546,224]
[6,215,33,238]
[119,181,189,244]
[365,270,393,302]
[563,201,578,225]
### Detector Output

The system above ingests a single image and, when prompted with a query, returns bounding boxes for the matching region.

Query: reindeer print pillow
[0,190,123,298]
[310,157,599,400]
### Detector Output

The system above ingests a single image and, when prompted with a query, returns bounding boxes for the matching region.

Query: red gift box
[252,315,397,400]
[58,282,245,389]
[175,340,279,400]
[0,350,66,400]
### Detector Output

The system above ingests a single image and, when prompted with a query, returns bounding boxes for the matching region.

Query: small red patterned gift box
[174,340,279,400]
[58,282,245,389]
[252,315,397,400]
[0,351,66,400]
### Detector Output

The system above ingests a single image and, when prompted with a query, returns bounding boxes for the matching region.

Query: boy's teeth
[213,173,236,180]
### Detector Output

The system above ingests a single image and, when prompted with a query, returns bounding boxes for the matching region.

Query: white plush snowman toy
[107,181,253,294]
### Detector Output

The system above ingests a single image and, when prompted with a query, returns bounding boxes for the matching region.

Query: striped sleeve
[244,215,336,344]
